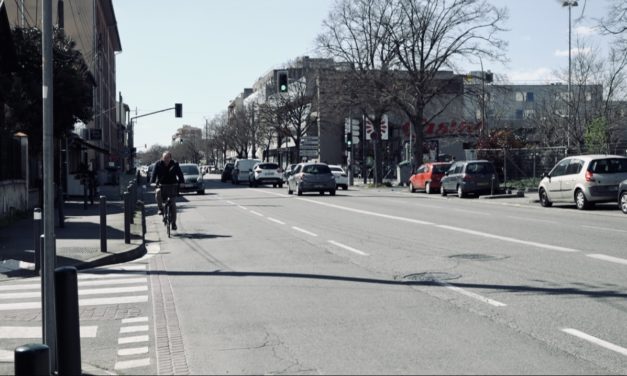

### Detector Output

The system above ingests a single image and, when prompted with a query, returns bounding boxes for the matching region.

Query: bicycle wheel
[165,201,171,238]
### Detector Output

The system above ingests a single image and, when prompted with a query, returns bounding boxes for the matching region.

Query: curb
[75,243,146,271]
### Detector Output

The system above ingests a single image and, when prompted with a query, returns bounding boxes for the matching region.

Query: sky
[112,0,613,152]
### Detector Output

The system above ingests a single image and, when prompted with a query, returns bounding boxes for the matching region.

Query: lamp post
[563,0,578,151]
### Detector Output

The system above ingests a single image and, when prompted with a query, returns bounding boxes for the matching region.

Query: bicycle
[159,184,178,238]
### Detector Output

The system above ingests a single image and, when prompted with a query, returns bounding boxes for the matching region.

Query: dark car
[440,160,499,198]
[618,179,627,214]
[221,163,234,183]
[287,163,336,196]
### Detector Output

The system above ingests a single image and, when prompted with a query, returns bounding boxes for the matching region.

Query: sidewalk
[0,184,148,282]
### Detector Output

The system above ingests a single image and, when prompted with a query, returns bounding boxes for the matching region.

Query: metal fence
[469,146,569,187]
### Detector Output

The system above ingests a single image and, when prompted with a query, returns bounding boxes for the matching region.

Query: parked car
[283,164,297,183]
[287,163,336,196]
[178,163,205,195]
[329,165,348,190]
[231,158,261,185]
[249,162,283,187]
[619,179,627,214]
[538,155,627,210]
[221,163,234,183]
[408,162,452,194]
[440,160,499,198]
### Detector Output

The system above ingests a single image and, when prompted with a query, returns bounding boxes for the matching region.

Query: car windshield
[466,163,495,174]
[180,165,199,175]
[588,158,627,173]
[258,163,278,169]
[302,165,331,174]
[433,164,450,173]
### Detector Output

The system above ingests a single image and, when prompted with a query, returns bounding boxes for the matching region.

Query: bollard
[491,174,496,196]
[129,184,135,225]
[57,185,65,228]
[14,343,50,376]
[55,267,82,376]
[139,201,146,243]
[123,192,131,244]
[100,195,107,253]
[33,208,42,273]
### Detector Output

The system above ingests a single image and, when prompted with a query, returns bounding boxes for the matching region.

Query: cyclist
[150,151,185,230]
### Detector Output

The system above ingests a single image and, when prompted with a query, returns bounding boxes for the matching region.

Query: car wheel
[440,186,447,196]
[330,189,336,196]
[457,185,466,198]
[539,188,552,207]
[279,183,283,188]
[425,182,431,194]
[319,191,324,195]
[249,180,253,187]
[620,191,627,214]
[409,183,416,193]
[342,185,347,190]
[197,190,204,195]
[575,189,591,210]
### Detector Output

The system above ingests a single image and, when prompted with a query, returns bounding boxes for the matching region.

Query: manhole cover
[401,272,461,282]
[449,253,507,261]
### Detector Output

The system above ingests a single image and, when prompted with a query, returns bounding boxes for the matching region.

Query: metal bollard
[54,266,82,376]
[33,208,42,273]
[123,192,131,244]
[129,184,135,225]
[100,195,107,253]
[139,201,146,243]
[57,185,64,228]
[14,343,50,376]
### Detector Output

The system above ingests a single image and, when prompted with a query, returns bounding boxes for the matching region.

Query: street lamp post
[563,0,578,151]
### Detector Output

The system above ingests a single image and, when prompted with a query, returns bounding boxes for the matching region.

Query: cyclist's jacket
[150,160,185,185]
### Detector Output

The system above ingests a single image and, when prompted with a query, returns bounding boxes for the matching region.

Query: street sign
[344,118,359,133]
[352,136,360,145]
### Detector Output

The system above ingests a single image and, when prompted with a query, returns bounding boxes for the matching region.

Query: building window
[515,109,523,119]
[526,92,534,102]
[515,92,525,102]
[586,92,592,101]
[523,109,535,119]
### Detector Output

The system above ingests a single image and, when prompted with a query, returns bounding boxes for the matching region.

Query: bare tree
[599,0,627,55]
[317,0,400,184]
[390,0,508,167]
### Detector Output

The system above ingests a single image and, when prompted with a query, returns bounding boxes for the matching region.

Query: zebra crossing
[0,262,154,372]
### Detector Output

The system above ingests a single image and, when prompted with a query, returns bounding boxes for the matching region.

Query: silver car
[538,155,627,210]
[287,163,336,196]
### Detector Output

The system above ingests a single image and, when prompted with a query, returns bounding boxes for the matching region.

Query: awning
[69,134,109,154]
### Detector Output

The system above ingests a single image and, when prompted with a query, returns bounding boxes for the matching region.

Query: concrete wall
[0,180,27,220]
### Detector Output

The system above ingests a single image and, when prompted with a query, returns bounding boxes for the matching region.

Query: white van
[232,158,261,184]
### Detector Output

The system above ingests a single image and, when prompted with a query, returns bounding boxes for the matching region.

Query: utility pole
[42,0,57,371]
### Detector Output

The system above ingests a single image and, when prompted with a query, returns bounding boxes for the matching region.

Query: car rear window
[466,162,495,174]
[180,165,199,174]
[433,164,450,173]
[258,163,278,169]
[588,158,627,173]
[303,165,331,174]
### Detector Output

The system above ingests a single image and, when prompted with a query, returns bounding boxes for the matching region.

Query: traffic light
[175,103,183,118]
[277,71,288,93]
[346,132,352,146]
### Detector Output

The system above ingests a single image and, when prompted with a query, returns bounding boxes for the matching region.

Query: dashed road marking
[114,358,150,370]
[267,217,285,225]
[562,328,627,357]
[328,240,369,256]
[292,226,318,237]
[118,335,149,345]
[586,254,627,266]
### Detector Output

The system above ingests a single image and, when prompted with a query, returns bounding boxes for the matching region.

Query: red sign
[402,120,482,139]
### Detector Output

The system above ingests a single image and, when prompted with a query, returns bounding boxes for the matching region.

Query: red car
[408,162,452,194]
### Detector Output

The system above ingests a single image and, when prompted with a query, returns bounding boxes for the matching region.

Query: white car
[249,162,283,187]
[329,165,348,190]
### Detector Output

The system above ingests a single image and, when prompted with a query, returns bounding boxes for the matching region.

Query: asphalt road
[145,175,626,374]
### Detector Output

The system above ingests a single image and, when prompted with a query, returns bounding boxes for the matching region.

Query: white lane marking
[250,210,264,217]
[0,349,12,362]
[0,291,39,300]
[260,189,584,254]
[122,316,149,324]
[292,226,318,237]
[226,201,235,205]
[114,358,151,370]
[238,205,248,210]
[437,282,507,307]
[79,295,149,307]
[117,347,149,356]
[80,285,148,296]
[581,225,627,234]
[0,326,97,339]
[299,198,434,226]
[562,328,627,357]
[328,240,369,256]
[436,225,580,253]
[78,277,148,287]
[506,216,558,225]
[267,217,285,225]
[0,283,39,292]
[586,254,627,266]
[89,264,147,272]
[118,335,149,345]
[120,325,149,334]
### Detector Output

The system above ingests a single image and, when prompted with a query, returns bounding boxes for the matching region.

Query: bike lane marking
[562,328,627,357]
